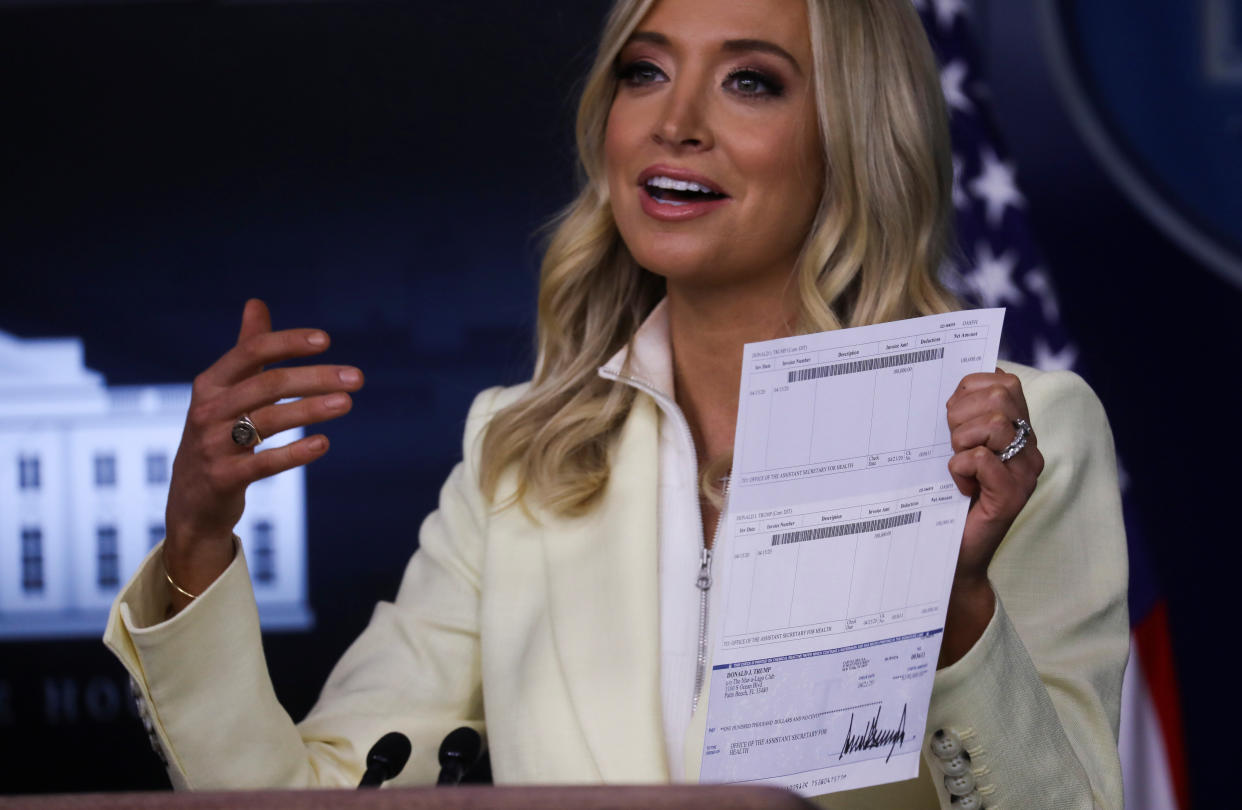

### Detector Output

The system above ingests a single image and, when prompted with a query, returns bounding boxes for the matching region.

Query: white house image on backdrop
[0,329,311,639]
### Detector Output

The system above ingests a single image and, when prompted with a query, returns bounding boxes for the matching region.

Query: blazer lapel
[540,393,668,782]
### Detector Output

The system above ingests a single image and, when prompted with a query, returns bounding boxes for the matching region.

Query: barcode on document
[787,347,945,383]
[771,511,922,547]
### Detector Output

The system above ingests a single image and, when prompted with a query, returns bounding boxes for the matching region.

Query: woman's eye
[616,60,667,86]
[725,68,784,98]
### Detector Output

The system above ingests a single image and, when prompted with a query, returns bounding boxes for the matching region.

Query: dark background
[1,0,1237,805]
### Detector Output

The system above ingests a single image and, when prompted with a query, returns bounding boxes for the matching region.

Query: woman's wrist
[163,530,236,614]
[938,577,996,669]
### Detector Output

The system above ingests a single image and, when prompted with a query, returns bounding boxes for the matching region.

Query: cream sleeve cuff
[103,539,309,789]
[922,592,1098,809]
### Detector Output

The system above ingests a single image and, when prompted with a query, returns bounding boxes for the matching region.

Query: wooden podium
[0,785,816,809]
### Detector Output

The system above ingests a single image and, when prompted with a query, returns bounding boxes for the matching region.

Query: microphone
[357,731,412,789]
[436,726,483,786]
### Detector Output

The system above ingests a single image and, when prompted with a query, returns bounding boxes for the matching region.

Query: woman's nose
[652,80,713,150]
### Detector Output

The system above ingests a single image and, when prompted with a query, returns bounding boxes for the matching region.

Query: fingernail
[308,436,328,452]
[307,331,328,347]
[339,368,362,385]
[325,393,349,410]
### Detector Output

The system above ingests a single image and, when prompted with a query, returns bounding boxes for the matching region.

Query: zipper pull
[696,547,713,590]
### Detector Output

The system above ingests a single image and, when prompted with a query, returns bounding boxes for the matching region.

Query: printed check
[700,309,1005,796]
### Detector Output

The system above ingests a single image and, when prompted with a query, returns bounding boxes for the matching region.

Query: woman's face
[605,0,823,292]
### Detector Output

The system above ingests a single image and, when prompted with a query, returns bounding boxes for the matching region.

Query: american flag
[913,2,1188,808]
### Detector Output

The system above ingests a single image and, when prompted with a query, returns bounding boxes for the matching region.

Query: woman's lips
[639,185,732,221]
[636,167,731,222]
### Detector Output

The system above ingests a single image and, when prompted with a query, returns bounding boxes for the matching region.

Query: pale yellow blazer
[104,361,1127,808]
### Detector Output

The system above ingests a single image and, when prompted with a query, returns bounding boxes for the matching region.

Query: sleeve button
[940,752,971,776]
[945,771,976,796]
[930,728,964,759]
[951,790,984,809]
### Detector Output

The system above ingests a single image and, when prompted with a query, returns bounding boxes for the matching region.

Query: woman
[104,0,1128,807]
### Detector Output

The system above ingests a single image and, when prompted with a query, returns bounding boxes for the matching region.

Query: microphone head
[438,726,482,767]
[366,731,412,780]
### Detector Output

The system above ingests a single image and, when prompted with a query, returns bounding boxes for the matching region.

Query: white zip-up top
[597,299,723,781]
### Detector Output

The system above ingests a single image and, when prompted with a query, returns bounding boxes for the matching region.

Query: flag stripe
[1133,601,1190,808]
[1120,640,1179,809]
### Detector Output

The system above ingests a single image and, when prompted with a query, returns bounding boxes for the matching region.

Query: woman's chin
[631,248,789,297]
[634,256,726,288]
[624,238,731,284]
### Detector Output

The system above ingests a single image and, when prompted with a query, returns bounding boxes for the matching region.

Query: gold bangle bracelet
[165,568,199,600]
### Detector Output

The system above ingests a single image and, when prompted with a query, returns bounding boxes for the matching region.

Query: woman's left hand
[939,368,1044,667]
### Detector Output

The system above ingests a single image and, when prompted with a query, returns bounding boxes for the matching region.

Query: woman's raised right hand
[163,299,364,611]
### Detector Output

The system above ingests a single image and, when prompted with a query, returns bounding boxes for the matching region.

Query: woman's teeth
[647,176,716,193]
[644,176,726,205]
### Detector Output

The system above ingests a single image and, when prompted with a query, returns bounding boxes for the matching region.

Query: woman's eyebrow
[623,31,804,77]
[625,31,670,48]
[722,39,803,75]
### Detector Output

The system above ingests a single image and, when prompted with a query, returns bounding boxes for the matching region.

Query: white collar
[598,298,676,401]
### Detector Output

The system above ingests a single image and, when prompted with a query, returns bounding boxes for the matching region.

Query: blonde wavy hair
[480,0,960,514]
